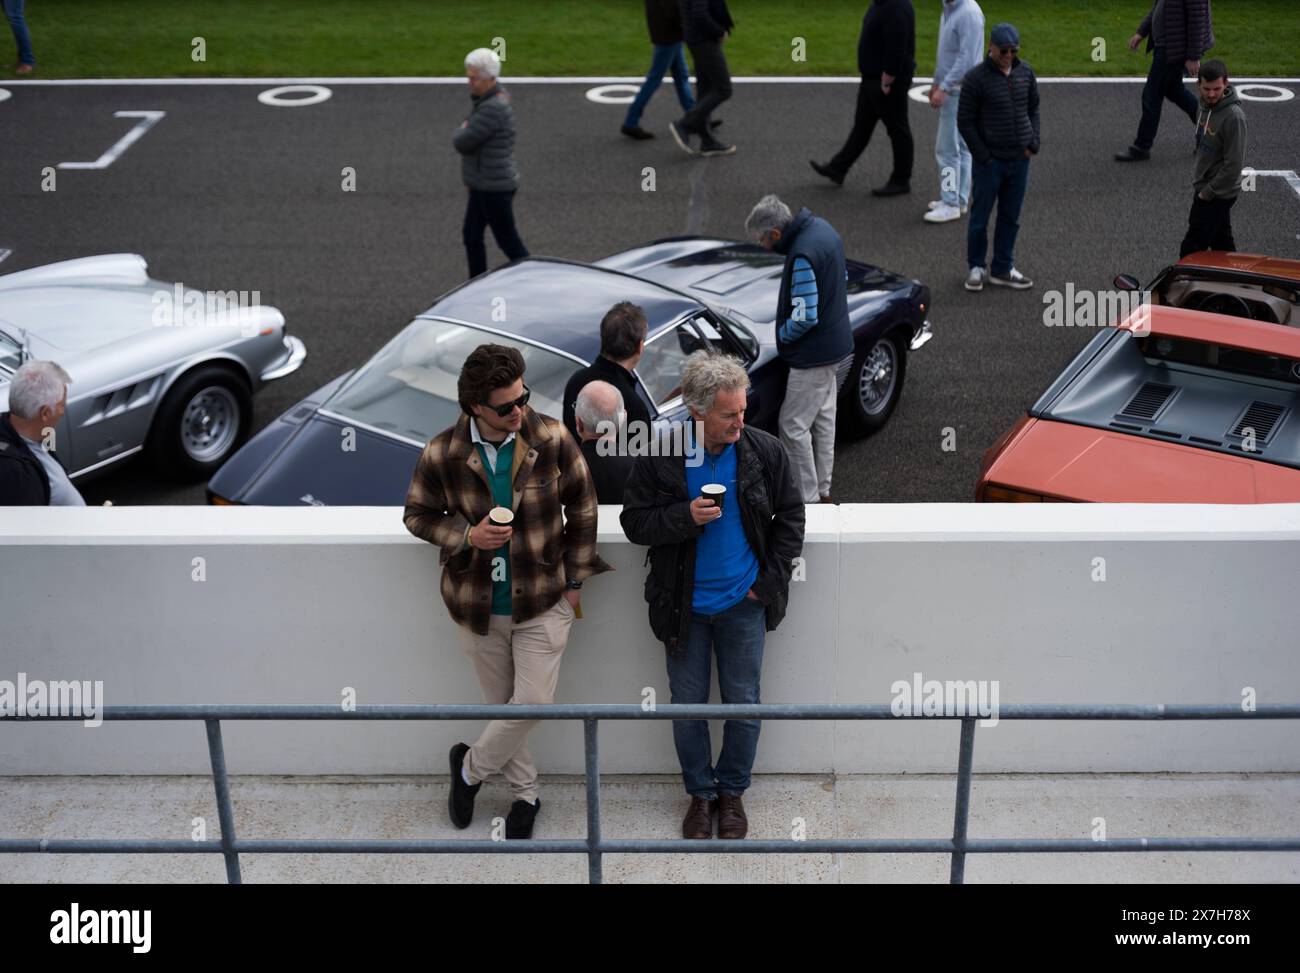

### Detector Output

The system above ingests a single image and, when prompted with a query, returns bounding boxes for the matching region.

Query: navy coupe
[207,237,933,505]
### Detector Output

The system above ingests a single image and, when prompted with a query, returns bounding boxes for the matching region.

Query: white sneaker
[988,267,1034,290]
[964,267,985,291]
[930,199,969,215]
[924,203,962,223]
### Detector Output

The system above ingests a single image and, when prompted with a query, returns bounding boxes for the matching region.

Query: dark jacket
[646,0,685,45]
[773,208,854,370]
[679,0,734,46]
[452,83,520,193]
[1140,0,1213,64]
[580,437,637,505]
[563,355,655,445]
[620,426,805,653]
[0,412,51,505]
[958,56,1041,163]
[1193,85,1247,200]
[858,0,916,79]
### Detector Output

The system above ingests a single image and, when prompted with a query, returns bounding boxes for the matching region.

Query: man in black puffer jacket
[454,47,529,279]
[621,351,804,842]
[1115,0,1214,161]
[958,22,1039,293]
[669,0,737,157]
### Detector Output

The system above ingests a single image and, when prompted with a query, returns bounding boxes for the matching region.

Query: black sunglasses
[998,46,1019,55]
[484,384,530,417]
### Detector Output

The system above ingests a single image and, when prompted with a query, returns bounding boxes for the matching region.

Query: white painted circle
[0,88,11,104]
[585,83,640,105]
[257,84,333,107]
[1233,83,1294,102]
[908,83,932,104]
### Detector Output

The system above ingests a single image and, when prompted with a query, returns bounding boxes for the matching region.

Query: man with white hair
[574,380,636,504]
[745,194,853,504]
[621,351,804,840]
[0,360,85,505]
[454,47,529,279]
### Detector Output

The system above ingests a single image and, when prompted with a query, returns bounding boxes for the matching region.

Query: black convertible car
[207,237,932,504]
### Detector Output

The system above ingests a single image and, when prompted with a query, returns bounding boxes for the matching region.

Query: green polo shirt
[475,439,515,615]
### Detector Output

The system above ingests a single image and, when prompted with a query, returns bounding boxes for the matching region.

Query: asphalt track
[2,78,1298,504]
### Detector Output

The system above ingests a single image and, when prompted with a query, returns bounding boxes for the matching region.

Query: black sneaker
[1114,146,1150,162]
[809,159,845,186]
[505,798,541,839]
[871,181,911,197]
[668,120,697,155]
[448,742,481,829]
[621,125,654,140]
[699,135,736,157]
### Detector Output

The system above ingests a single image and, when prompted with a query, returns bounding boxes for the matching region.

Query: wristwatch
[565,579,584,590]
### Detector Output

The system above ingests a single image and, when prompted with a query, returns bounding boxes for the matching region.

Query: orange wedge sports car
[978,252,1300,502]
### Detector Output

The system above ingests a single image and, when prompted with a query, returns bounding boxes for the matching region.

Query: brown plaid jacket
[402,407,612,635]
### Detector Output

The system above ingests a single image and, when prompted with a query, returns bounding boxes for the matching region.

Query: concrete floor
[3,773,1298,883]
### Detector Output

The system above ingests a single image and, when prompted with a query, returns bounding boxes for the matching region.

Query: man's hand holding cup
[691,483,727,526]
[470,506,514,549]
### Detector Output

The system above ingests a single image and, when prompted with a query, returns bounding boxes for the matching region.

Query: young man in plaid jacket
[403,344,611,838]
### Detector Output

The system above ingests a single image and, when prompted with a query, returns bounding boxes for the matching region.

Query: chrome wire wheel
[858,339,898,416]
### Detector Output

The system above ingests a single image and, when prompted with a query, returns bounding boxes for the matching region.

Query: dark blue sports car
[207,237,932,505]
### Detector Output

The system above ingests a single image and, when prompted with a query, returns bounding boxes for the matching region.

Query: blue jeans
[665,594,766,800]
[934,91,971,208]
[4,0,33,66]
[1134,47,1198,152]
[625,42,694,128]
[967,156,1029,276]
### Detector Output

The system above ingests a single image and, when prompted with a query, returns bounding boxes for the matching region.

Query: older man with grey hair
[574,380,636,504]
[621,350,804,841]
[0,360,85,505]
[455,47,529,279]
[746,194,854,504]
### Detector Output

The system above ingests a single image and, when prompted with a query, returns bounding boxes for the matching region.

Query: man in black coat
[811,0,916,195]
[563,301,655,444]
[573,381,638,505]
[1116,0,1214,161]
[669,0,737,157]
[958,22,1039,292]
[621,351,804,842]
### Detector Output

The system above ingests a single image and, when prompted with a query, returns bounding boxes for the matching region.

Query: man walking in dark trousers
[454,48,528,278]
[669,0,737,157]
[811,0,916,196]
[1115,0,1214,161]
[1180,61,1246,257]
[959,22,1039,292]
[623,0,697,140]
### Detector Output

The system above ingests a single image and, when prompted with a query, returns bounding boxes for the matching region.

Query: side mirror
[1113,273,1141,292]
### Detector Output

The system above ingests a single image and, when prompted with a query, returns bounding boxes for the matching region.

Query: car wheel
[840,332,906,437]
[146,365,253,480]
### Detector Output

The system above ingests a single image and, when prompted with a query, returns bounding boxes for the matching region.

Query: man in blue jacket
[745,194,854,504]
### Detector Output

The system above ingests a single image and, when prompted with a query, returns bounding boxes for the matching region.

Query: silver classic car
[0,254,305,481]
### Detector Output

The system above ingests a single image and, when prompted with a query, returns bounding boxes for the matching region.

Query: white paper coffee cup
[489,506,514,526]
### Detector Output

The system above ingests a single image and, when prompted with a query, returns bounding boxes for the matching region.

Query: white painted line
[257,83,332,107]
[1234,83,1295,102]
[908,83,931,104]
[0,249,11,265]
[0,88,10,104]
[4,75,1299,86]
[1246,169,1300,202]
[585,83,639,105]
[57,110,165,170]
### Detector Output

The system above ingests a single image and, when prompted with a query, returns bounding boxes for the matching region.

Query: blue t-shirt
[686,442,760,614]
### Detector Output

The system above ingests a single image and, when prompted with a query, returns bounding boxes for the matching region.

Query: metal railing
[5,703,1300,884]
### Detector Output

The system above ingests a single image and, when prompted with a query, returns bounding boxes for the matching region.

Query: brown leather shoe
[681,796,716,839]
[717,794,748,839]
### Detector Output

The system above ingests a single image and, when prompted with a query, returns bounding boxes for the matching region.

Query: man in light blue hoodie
[924,0,985,223]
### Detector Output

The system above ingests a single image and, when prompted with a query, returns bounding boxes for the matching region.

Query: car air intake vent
[1109,421,1143,432]
[1229,401,1287,443]
[1118,381,1178,421]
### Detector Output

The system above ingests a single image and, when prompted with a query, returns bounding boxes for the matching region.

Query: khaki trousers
[780,362,839,503]
[456,597,575,802]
